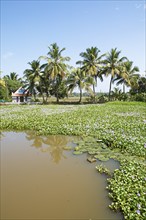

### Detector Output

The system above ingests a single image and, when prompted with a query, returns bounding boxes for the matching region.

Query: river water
[1,131,123,219]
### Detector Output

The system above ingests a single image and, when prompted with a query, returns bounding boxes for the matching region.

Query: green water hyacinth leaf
[95,155,109,162]
[96,164,111,176]
[73,151,83,155]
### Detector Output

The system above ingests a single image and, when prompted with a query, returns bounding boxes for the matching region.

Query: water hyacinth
[137,204,141,209]
[136,210,141,215]
[0,101,146,219]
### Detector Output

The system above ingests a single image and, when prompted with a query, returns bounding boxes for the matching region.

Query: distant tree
[137,77,146,93]
[102,48,127,101]
[130,76,146,94]
[114,61,139,93]
[4,72,22,82]
[0,78,8,100]
[24,60,48,102]
[76,47,105,102]
[67,68,93,103]
[111,87,123,100]
[3,72,23,98]
[50,79,68,100]
[40,43,70,103]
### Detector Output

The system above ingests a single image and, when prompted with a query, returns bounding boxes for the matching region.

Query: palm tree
[23,60,45,101]
[114,61,139,93]
[67,68,93,103]
[102,48,127,101]
[3,72,23,97]
[76,47,105,102]
[4,72,22,82]
[40,43,70,103]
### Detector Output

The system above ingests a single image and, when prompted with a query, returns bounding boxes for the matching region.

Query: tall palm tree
[102,48,127,101]
[40,43,70,103]
[114,61,139,93]
[67,68,93,103]
[23,60,45,101]
[76,47,105,102]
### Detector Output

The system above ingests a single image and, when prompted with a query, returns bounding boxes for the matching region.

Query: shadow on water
[1,131,124,220]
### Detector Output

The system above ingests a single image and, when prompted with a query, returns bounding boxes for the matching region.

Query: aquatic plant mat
[0,101,146,219]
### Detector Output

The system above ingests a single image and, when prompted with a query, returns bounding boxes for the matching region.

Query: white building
[12,87,32,103]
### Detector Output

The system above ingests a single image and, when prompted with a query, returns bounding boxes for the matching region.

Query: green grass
[0,101,146,219]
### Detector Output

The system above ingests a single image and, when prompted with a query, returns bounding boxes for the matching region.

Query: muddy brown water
[1,132,123,220]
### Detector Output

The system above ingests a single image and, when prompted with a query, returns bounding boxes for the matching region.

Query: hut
[12,87,31,103]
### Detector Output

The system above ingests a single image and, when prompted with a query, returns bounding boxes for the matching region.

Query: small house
[12,87,31,103]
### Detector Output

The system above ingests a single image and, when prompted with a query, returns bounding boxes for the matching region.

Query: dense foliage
[107,160,146,220]
[1,43,145,103]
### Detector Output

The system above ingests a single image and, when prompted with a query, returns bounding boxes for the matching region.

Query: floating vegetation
[96,164,112,176]
[0,101,146,219]
[107,159,146,220]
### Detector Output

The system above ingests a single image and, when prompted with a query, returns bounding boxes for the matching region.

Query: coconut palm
[3,72,23,97]
[39,43,70,103]
[23,60,45,101]
[102,48,127,101]
[4,72,22,82]
[114,61,139,93]
[76,47,105,102]
[67,68,93,103]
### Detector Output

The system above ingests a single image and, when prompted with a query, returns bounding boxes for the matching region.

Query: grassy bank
[0,101,146,219]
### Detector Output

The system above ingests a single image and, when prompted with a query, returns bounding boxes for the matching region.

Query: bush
[130,93,146,102]
[97,95,108,103]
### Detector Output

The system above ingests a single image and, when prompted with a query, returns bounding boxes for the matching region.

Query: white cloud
[2,52,14,59]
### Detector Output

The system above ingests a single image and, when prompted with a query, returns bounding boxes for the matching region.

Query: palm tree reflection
[25,131,75,163]
[26,131,44,148]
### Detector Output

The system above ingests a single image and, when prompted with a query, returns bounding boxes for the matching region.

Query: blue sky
[1,0,146,92]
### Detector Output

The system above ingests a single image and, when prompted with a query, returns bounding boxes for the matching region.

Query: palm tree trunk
[79,86,82,103]
[40,88,45,103]
[42,94,45,103]
[33,93,36,101]
[56,92,59,103]
[108,76,113,101]
[93,84,95,103]
[45,91,49,103]
[123,84,125,93]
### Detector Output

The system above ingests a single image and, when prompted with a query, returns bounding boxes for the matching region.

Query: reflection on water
[0,131,5,139]
[25,131,78,163]
[1,132,123,220]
